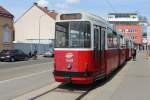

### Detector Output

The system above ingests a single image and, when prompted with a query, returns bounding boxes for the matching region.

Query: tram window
[94,28,99,49]
[126,41,129,48]
[101,28,105,50]
[107,28,119,48]
[107,28,113,48]
[120,37,126,48]
[55,21,91,48]
[129,41,132,48]
[55,23,69,48]
[113,32,118,48]
[84,23,91,47]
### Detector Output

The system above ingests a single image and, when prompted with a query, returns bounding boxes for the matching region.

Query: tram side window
[107,28,119,48]
[83,23,91,47]
[113,32,118,48]
[101,28,105,50]
[128,41,132,48]
[107,28,113,48]
[126,41,129,48]
[94,28,99,50]
[120,37,126,48]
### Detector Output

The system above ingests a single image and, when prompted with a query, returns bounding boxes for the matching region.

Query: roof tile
[36,6,57,20]
[0,6,14,18]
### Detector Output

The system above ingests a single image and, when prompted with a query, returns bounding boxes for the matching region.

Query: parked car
[0,49,29,62]
[43,49,54,57]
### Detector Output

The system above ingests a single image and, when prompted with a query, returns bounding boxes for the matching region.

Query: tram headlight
[67,64,72,69]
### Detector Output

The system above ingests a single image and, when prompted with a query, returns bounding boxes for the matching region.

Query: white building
[108,13,139,23]
[14,3,57,53]
[147,25,150,45]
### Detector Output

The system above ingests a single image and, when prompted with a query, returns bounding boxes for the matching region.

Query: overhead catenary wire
[105,0,117,13]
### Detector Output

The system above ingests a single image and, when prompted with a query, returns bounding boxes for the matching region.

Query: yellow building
[0,6,14,50]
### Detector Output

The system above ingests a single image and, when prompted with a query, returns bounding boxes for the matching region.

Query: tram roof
[56,12,122,35]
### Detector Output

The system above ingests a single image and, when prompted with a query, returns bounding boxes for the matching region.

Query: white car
[43,49,54,57]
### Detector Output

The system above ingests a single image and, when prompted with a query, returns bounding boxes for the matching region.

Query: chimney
[44,7,48,10]
[49,10,55,13]
[52,10,55,13]
[34,2,38,6]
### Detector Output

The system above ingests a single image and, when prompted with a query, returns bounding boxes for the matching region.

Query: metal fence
[13,43,54,54]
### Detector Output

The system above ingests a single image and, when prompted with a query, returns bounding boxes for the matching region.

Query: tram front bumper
[55,76,93,84]
[53,71,94,84]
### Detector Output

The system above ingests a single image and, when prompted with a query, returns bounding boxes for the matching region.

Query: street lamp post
[38,14,45,54]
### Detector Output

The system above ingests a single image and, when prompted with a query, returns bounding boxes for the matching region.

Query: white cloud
[66,0,80,5]
[37,0,49,7]
[50,0,80,12]
[54,3,68,9]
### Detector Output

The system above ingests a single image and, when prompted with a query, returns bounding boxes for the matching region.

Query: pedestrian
[29,51,32,58]
[33,50,37,60]
[149,45,150,57]
[133,48,137,61]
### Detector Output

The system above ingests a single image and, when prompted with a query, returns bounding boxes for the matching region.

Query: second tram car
[53,12,133,84]
[125,39,134,61]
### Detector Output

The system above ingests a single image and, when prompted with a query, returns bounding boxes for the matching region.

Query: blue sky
[0,0,150,21]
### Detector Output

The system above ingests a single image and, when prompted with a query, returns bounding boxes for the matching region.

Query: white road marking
[0,61,54,64]
[0,62,54,84]
[0,70,52,84]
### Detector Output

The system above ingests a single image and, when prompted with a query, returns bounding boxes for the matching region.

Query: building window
[109,15,114,19]
[113,33,118,48]
[107,28,113,48]
[125,29,129,32]
[3,25,11,43]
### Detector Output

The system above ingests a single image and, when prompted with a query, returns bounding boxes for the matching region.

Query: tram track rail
[30,82,94,100]
[30,63,125,100]
[30,83,67,100]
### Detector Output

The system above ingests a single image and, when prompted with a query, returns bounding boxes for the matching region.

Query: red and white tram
[53,12,132,84]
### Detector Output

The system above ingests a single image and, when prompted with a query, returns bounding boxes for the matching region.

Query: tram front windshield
[55,21,91,48]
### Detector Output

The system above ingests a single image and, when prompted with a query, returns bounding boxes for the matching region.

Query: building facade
[108,13,142,47]
[139,16,149,50]
[115,25,142,44]
[0,6,14,51]
[14,3,57,53]
[147,25,150,45]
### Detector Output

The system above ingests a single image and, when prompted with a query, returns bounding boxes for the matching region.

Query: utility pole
[38,14,45,54]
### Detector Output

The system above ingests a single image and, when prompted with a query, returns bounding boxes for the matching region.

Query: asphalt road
[3,52,150,100]
[0,56,53,70]
[0,57,54,100]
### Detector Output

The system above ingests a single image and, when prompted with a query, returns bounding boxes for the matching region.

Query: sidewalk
[83,51,150,100]
[111,52,150,100]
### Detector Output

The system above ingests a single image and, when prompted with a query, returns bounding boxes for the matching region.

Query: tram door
[94,26,105,75]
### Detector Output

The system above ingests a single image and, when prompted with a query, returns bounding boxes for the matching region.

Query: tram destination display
[60,13,82,20]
